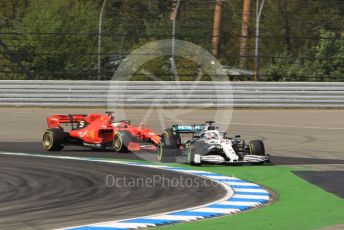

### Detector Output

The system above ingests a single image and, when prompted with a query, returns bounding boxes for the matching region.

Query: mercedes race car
[157,121,271,166]
[42,112,160,152]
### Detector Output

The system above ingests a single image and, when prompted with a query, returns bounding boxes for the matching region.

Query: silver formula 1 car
[157,121,271,166]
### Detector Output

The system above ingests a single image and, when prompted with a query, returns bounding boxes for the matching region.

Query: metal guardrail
[1,80,344,108]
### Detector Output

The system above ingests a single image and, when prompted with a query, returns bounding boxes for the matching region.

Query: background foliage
[0,0,343,81]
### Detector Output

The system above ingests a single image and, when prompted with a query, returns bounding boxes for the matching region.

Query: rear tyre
[249,140,265,156]
[161,128,180,148]
[42,128,64,151]
[113,131,132,153]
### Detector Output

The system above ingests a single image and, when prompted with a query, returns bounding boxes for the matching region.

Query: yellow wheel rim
[42,131,53,150]
[113,133,123,152]
[157,143,163,161]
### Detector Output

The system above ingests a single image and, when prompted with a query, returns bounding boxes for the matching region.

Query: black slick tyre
[187,145,202,166]
[113,131,132,153]
[249,140,265,156]
[157,142,178,163]
[42,128,64,151]
[161,128,180,148]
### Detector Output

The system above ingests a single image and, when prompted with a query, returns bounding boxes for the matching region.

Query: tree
[263,30,344,81]
[0,0,30,79]
[11,0,100,79]
[1,0,343,81]
[311,30,344,81]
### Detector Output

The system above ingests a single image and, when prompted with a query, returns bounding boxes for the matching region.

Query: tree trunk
[239,0,251,69]
[212,0,224,57]
[279,0,292,58]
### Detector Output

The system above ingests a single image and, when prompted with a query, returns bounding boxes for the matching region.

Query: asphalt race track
[294,171,344,199]
[0,108,344,229]
[2,142,344,166]
[1,108,344,166]
[0,154,225,230]
[1,108,344,161]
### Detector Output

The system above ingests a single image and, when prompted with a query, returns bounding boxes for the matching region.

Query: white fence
[1,80,344,108]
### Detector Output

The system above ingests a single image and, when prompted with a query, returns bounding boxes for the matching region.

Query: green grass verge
[157,164,344,230]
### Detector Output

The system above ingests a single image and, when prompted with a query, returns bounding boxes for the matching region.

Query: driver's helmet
[205,132,216,140]
[112,122,120,127]
[208,126,216,130]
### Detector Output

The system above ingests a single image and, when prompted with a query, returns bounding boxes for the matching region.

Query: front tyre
[113,131,131,153]
[157,142,179,163]
[42,128,64,151]
[249,140,265,156]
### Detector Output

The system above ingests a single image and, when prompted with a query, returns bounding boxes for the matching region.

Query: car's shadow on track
[1,142,344,166]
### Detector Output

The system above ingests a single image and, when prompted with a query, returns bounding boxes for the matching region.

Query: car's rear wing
[172,124,205,134]
[47,114,86,128]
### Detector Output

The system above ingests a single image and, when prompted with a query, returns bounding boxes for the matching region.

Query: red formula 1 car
[42,112,160,152]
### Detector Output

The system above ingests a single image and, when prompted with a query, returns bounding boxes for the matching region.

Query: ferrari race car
[157,121,271,166]
[42,112,160,152]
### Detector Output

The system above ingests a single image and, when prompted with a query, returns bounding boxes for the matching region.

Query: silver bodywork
[185,129,268,164]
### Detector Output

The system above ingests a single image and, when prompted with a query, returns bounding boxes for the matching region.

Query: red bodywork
[47,113,161,151]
